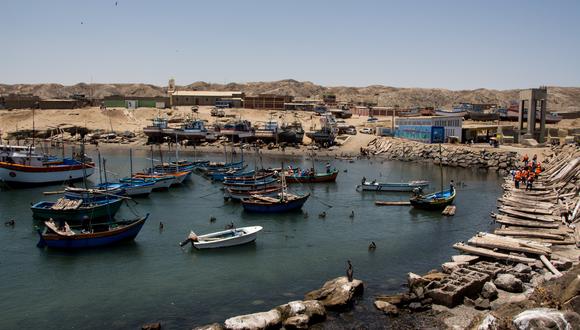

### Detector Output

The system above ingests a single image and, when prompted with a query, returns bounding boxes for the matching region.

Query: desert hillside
[1,80,579,113]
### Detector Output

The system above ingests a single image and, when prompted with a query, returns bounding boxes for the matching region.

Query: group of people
[511,154,542,191]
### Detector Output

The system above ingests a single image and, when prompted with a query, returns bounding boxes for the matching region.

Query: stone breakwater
[362,138,519,173]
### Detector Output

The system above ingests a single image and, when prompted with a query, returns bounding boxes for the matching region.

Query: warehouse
[3,94,40,109]
[244,94,293,110]
[395,116,463,143]
[170,91,244,107]
[102,95,169,109]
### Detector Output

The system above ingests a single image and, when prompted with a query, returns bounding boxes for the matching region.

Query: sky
[1,0,579,90]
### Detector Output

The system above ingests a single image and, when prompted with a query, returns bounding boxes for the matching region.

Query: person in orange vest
[526,172,535,191]
[522,154,529,166]
[535,165,542,176]
[514,170,521,189]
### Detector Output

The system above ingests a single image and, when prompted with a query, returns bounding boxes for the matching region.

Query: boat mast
[150,145,154,173]
[175,131,179,172]
[439,144,444,192]
[97,150,103,185]
[129,148,133,186]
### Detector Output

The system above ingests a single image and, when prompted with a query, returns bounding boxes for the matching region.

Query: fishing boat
[219,120,254,141]
[0,145,95,187]
[175,118,209,141]
[284,168,339,184]
[224,185,283,201]
[467,110,500,121]
[306,113,338,146]
[241,169,309,213]
[143,116,171,141]
[357,180,430,192]
[31,197,124,222]
[134,171,189,186]
[180,226,263,249]
[119,176,173,191]
[205,168,252,182]
[409,144,456,210]
[63,186,126,200]
[435,108,468,118]
[254,119,279,143]
[96,182,155,197]
[223,177,280,191]
[410,188,456,210]
[36,215,148,249]
[277,120,304,144]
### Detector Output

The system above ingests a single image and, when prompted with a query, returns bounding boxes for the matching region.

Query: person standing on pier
[450,180,455,193]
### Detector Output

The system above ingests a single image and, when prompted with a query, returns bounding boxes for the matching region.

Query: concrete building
[245,94,293,110]
[103,95,169,109]
[170,91,244,107]
[396,116,463,143]
[3,94,40,109]
[518,87,547,143]
[39,99,79,109]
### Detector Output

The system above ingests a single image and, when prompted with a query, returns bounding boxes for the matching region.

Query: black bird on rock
[346,260,353,282]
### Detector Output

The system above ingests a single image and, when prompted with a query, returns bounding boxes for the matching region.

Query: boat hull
[31,198,124,222]
[357,181,430,192]
[37,217,147,249]
[242,194,309,213]
[285,171,338,184]
[0,162,94,187]
[410,189,456,210]
[193,226,262,249]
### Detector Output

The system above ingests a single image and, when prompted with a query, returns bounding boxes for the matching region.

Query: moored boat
[410,188,456,210]
[180,226,263,249]
[31,197,124,222]
[37,215,148,249]
[224,185,283,201]
[357,180,430,192]
[284,169,339,184]
[241,193,310,213]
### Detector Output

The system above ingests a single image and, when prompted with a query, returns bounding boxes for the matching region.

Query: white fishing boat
[181,226,263,249]
[356,180,430,192]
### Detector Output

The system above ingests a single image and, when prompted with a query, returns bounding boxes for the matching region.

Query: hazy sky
[2,0,579,90]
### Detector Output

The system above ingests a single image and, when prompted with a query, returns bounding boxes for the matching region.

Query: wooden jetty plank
[453,243,536,264]
[469,233,551,255]
[500,205,554,216]
[498,207,557,223]
[540,255,562,277]
[495,215,559,228]
[498,197,555,210]
[575,226,580,248]
[375,201,411,206]
[494,229,565,240]
[442,205,456,216]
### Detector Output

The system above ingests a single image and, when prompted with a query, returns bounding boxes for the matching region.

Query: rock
[478,313,499,330]
[481,281,498,300]
[408,302,423,312]
[561,275,580,304]
[422,272,447,282]
[193,323,224,330]
[494,274,524,293]
[374,300,399,316]
[513,308,580,330]
[224,309,282,330]
[512,263,532,274]
[563,295,580,313]
[375,294,403,306]
[553,259,573,271]
[142,323,161,330]
[407,272,428,289]
[413,286,425,299]
[304,276,364,309]
[474,297,491,310]
[452,255,480,264]
[283,315,310,329]
[442,262,465,274]
[276,300,326,323]
[464,297,475,307]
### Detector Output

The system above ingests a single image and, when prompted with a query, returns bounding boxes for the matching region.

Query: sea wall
[363,138,519,173]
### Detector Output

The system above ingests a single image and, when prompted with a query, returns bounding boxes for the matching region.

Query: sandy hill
[1,80,579,113]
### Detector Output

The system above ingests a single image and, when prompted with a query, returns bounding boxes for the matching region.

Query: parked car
[346,127,357,135]
[360,127,374,134]
[191,106,199,113]
[367,116,378,122]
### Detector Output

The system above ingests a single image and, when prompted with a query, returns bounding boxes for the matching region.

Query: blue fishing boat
[410,188,456,210]
[205,168,252,182]
[223,177,280,191]
[241,193,310,213]
[36,214,149,249]
[119,176,174,191]
[96,182,155,197]
[31,197,124,222]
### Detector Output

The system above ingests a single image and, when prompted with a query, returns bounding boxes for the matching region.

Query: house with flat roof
[170,91,244,107]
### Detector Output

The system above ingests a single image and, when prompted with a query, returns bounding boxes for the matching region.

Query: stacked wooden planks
[51,198,83,210]
[453,145,580,276]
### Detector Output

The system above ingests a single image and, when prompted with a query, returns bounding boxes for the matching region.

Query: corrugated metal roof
[172,91,242,97]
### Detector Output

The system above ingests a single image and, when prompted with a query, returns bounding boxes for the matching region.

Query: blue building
[395,116,463,143]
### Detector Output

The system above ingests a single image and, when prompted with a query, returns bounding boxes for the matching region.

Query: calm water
[0,147,501,329]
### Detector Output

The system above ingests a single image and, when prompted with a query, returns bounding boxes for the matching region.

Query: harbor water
[0,147,501,329]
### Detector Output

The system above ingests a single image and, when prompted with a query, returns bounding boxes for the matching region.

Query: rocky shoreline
[363,138,520,174]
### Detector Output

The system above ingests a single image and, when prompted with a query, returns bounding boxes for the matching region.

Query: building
[3,94,40,109]
[39,99,79,109]
[170,91,244,107]
[283,102,317,111]
[395,116,463,143]
[102,95,169,109]
[244,94,294,110]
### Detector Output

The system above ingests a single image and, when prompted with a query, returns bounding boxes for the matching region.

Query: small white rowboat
[356,180,430,192]
[182,226,263,249]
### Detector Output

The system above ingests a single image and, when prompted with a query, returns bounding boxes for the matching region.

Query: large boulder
[481,281,498,300]
[224,309,282,330]
[477,313,499,330]
[193,324,224,330]
[374,300,399,316]
[513,308,580,330]
[275,300,326,323]
[283,315,309,330]
[494,274,524,293]
[304,276,364,309]
[142,323,161,330]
